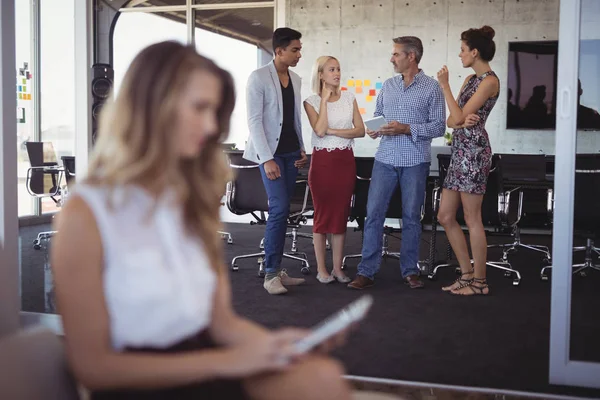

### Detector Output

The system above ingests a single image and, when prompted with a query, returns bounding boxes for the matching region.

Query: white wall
[286,0,600,156]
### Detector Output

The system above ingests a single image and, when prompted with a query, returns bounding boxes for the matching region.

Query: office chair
[541,168,600,280]
[487,154,553,264]
[428,154,520,285]
[226,152,311,276]
[25,142,66,249]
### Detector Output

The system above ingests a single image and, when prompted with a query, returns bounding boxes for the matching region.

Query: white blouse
[304,91,356,151]
[74,184,216,351]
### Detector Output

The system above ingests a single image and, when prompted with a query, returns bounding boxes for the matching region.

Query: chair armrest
[25,167,64,198]
[432,186,441,214]
[547,188,554,221]
[498,187,523,227]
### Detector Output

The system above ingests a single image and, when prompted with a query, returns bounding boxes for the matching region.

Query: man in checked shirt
[348,36,446,290]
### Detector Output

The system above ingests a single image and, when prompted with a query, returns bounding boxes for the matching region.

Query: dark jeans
[357,161,430,279]
[259,150,301,274]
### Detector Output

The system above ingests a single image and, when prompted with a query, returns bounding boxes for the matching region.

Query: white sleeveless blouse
[304,91,356,151]
[74,184,217,351]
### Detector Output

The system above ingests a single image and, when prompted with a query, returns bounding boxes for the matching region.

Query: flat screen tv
[507,40,600,130]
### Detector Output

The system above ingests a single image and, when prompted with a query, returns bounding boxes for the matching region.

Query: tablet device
[294,295,374,354]
[364,116,387,132]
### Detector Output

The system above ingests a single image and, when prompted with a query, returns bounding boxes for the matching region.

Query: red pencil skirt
[308,148,356,234]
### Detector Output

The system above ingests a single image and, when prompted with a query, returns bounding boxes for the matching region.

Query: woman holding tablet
[50,42,352,400]
[436,26,500,296]
[304,56,365,284]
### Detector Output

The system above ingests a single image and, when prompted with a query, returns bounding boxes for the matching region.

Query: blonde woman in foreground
[50,41,351,400]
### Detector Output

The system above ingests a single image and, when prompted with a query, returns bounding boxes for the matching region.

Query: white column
[187,0,195,45]
[0,0,20,336]
[74,0,92,177]
[275,0,286,28]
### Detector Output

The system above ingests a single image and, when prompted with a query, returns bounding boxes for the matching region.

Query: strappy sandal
[451,277,490,296]
[442,268,474,292]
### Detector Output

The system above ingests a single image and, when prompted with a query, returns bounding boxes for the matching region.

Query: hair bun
[480,25,495,40]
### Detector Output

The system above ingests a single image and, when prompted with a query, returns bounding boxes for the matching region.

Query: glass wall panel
[16,0,34,217]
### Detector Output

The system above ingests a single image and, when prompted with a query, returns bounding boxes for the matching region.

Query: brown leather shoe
[404,274,424,289]
[347,275,374,290]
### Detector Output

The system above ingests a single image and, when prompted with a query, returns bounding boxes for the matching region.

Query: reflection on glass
[569,0,600,364]
[507,40,600,130]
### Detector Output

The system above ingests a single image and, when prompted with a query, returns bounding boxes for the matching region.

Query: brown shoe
[404,274,424,289]
[347,275,374,290]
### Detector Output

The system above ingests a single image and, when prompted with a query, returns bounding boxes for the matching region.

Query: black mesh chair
[25,142,65,250]
[226,152,311,276]
[540,168,600,280]
[428,154,520,285]
[342,157,426,270]
[487,154,553,263]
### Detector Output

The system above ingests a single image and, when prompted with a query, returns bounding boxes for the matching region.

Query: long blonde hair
[311,55,338,95]
[86,41,235,273]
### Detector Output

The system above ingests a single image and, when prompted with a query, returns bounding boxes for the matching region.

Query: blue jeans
[259,150,300,274]
[357,160,430,280]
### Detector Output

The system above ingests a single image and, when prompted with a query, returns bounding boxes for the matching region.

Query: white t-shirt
[74,184,217,351]
[304,91,356,151]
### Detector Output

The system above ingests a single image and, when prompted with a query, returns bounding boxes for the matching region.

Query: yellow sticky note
[23,85,26,92]
[366,95,373,102]
[359,108,366,115]
[27,94,32,100]
[18,93,23,99]
[356,87,363,94]
[22,78,26,84]
[355,80,362,87]
[347,80,355,87]
[364,80,371,87]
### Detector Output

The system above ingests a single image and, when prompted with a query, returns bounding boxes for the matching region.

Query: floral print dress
[443,71,499,195]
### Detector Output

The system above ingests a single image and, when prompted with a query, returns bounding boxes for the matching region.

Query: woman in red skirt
[303,56,365,284]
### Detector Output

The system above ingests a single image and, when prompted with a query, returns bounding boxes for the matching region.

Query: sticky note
[22,78,26,84]
[355,80,362,87]
[18,85,22,92]
[355,87,363,94]
[364,80,371,87]
[376,82,383,89]
[27,94,31,100]
[366,95,373,102]
[359,108,366,115]
[347,80,355,87]
[369,89,376,96]
[341,87,348,91]
[23,86,26,92]
[18,93,23,99]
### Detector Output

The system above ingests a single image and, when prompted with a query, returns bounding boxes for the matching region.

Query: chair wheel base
[513,279,520,286]
[541,274,549,281]
[232,264,239,271]
[301,267,310,275]
[227,238,233,244]
[428,274,437,281]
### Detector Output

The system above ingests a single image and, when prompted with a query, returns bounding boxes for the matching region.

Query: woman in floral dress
[436,26,500,296]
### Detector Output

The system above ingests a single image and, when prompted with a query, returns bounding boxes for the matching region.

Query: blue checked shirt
[373,70,446,167]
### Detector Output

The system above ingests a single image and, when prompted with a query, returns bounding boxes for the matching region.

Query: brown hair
[461,25,496,62]
[86,41,235,273]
